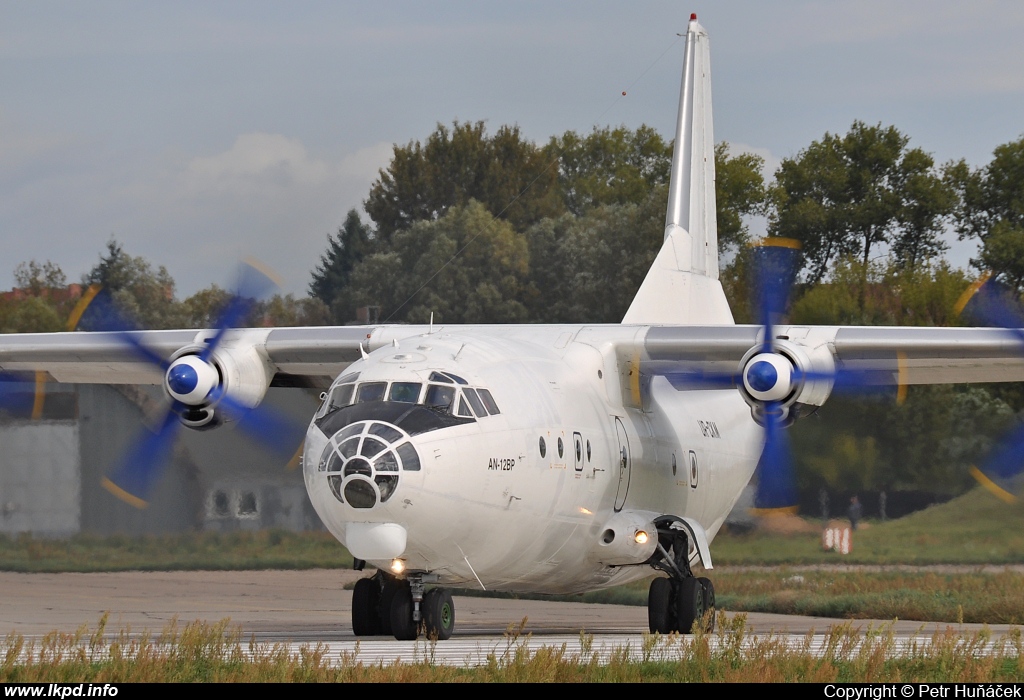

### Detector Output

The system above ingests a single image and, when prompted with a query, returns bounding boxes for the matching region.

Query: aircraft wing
[3,322,1023,396]
[0,326,384,386]
[642,324,1024,386]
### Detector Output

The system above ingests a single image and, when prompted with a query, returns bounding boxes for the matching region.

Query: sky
[2,1,1024,297]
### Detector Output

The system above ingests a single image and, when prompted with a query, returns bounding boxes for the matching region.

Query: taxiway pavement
[0,569,1015,642]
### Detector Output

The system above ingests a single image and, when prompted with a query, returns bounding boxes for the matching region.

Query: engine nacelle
[738,338,837,420]
[165,339,274,427]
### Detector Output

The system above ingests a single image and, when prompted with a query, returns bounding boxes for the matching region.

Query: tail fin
[622,15,734,325]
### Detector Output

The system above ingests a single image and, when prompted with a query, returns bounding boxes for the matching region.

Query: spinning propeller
[664,239,910,513]
[78,260,302,508]
[956,274,1024,503]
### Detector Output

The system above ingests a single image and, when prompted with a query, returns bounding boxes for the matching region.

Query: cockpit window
[424,384,455,411]
[463,388,486,418]
[478,388,500,415]
[457,396,473,417]
[337,371,360,384]
[369,422,402,443]
[316,382,355,418]
[428,372,453,384]
[329,384,355,410]
[444,372,469,385]
[356,382,387,403]
[388,382,421,403]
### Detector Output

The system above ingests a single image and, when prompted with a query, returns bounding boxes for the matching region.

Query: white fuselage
[303,325,762,594]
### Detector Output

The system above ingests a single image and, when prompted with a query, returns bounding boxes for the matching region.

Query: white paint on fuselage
[303,326,763,595]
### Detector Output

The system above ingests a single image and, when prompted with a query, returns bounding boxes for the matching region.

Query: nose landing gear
[645,517,716,634]
[351,571,455,640]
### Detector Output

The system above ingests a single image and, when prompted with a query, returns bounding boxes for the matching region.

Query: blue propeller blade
[751,240,801,353]
[71,287,171,368]
[753,402,797,512]
[102,407,183,508]
[747,240,801,510]
[214,391,306,456]
[957,275,1024,501]
[73,287,139,333]
[200,260,280,361]
[0,372,38,417]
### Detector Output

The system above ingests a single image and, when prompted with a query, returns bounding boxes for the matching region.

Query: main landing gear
[352,571,455,640]
[645,516,716,634]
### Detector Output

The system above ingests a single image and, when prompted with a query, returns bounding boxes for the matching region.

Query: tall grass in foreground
[3,614,1022,682]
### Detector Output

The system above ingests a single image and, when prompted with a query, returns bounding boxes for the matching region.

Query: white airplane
[1,14,1023,641]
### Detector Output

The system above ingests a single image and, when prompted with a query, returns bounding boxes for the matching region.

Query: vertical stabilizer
[622,15,733,325]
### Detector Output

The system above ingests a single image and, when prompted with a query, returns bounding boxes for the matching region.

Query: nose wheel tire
[422,588,455,640]
[351,577,381,636]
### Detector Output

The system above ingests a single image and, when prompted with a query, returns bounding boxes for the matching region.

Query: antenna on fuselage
[392,338,399,348]
[359,343,369,360]
[429,312,434,334]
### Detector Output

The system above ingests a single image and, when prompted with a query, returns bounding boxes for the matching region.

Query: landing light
[390,559,406,575]
[634,530,649,545]
[579,507,593,515]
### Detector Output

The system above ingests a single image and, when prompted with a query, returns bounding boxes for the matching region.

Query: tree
[770,122,949,283]
[364,122,563,242]
[84,238,186,329]
[0,296,64,333]
[347,201,530,324]
[790,258,970,327]
[181,284,234,328]
[14,260,67,298]
[254,294,331,327]
[947,135,1024,292]
[525,187,667,324]
[550,129,765,254]
[549,125,671,216]
[308,209,375,322]
[715,142,767,253]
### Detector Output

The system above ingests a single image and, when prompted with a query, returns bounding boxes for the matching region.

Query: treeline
[5,119,1024,500]
[0,241,330,334]
[310,120,1024,329]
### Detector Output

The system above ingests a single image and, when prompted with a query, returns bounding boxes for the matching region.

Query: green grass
[3,614,1022,682]
[713,569,1024,624]
[0,530,352,572]
[712,487,1024,564]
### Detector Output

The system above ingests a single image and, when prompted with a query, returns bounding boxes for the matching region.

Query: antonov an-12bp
[2,14,1024,641]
